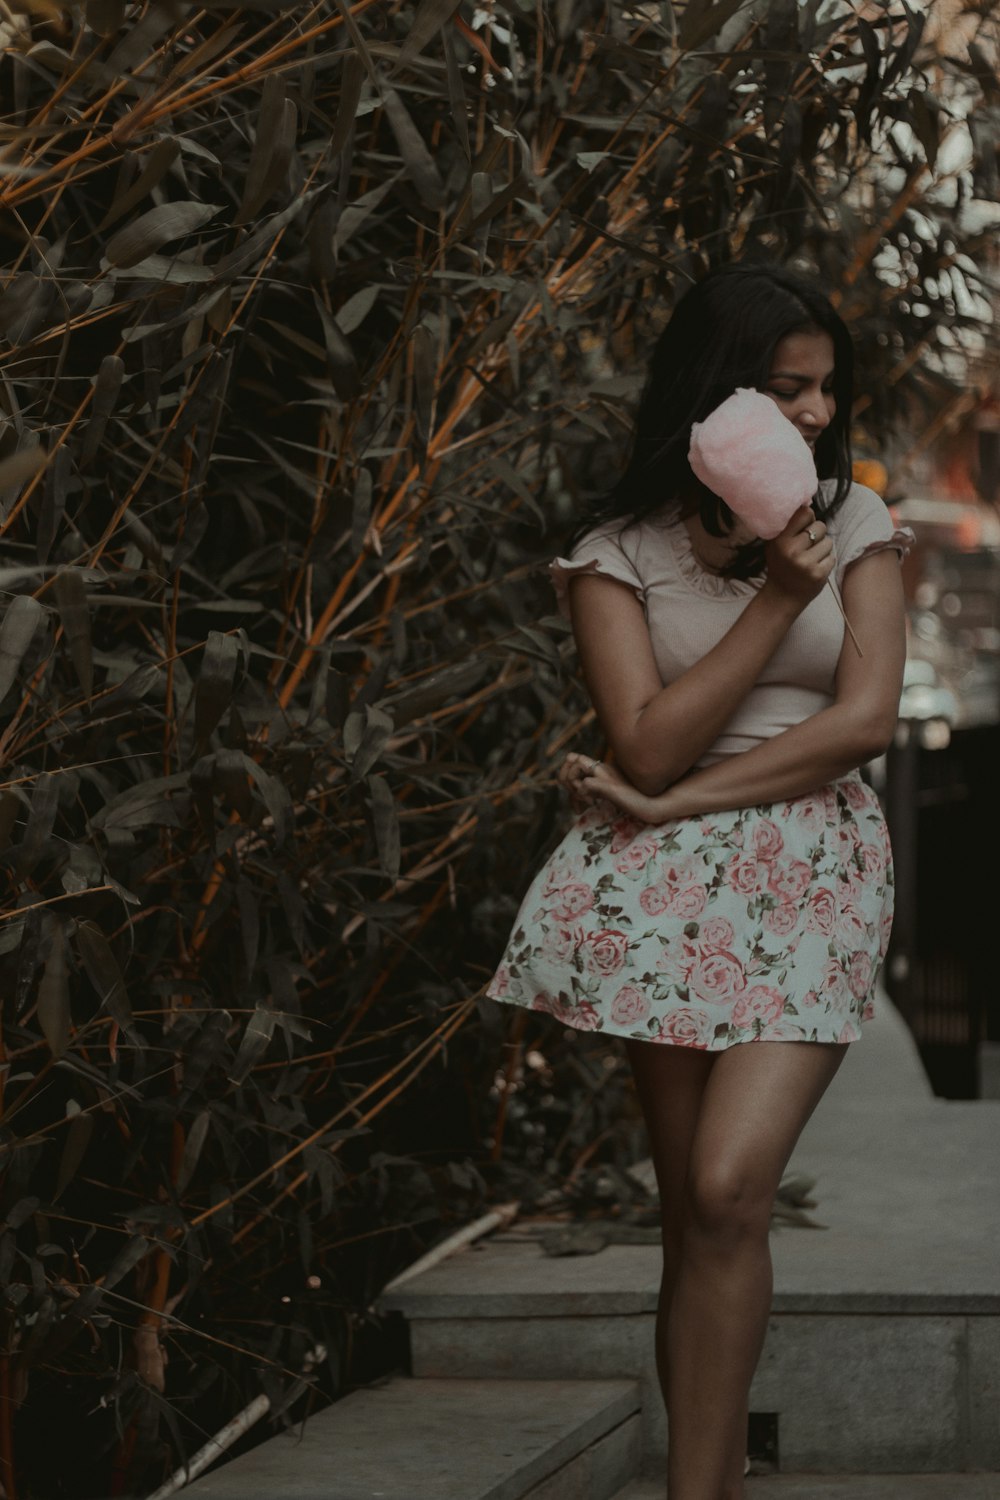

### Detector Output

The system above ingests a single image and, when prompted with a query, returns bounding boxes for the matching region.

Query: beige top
[549,480,914,768]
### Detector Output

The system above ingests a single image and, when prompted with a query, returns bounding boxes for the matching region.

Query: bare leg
[666,1039,848,1500]
[624,1042,716,1476]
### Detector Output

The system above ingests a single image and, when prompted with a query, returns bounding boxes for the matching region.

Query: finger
[782,504,814,534]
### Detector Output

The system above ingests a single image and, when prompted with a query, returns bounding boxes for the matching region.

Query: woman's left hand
[560,752,676,824]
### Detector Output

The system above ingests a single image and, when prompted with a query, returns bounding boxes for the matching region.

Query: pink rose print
[848,949,873,1000]
[805,887,835,936]
[571,1001,603,1030]
[639,883,673,916]
[837,1021,860,1044]
[656,1008,713,1048]
[822,957,846,994]
[799,989,822,1009]
[610,984,651,1025]
[841,778,870,810]
[580,929,630,978]
[690,951,746,1004]
[835,825,862,863]
[862,996,876,1021]
[661,855,701,890]
[859,843,885,875]
[641,882,671,918]
[610,816,646,852]
[726,854,764,895]
[541,855,587,900]
[794,796,826,835]
[548,882,594,920]
[752,819,784,860]
[531,990,568,1020]
[666,884,708,919]
[837,901,868,949]
[656,938,699,984]
[879,907,893,953]
[540,922,585,964]
[758,1018,805,1041]
[732,985,785,1029]
[491,964,510,997]
[763,902,799,937]
[613,834,661,875]
[767,860,812,901]
[700,916,735,953]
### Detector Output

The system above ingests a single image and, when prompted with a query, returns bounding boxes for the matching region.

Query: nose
[799,397,830,437]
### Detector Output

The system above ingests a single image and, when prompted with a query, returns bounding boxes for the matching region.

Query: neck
[681,511,739,575]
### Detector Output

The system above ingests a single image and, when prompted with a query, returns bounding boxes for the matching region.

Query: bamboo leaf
[104,202,223,269]
[367,773,400,882]
[53,568,93,699]
[677,0,752,51]
[81,354,125,466]
[194,630,239,743]
[441,19,470,159]
[348,704,394,780]
[331,0,381,87]
[0,594,44,702]
[382,88,447,209]
[97,138,181,232]
[314,297,361,400]
[0,444,46,497]
[72,919,137,1040]
[53,1110,94,1200]
[38,923,70,1059]
[331,53,366,158]
[391,0,462,73]
[176,1110,212,1195]
[235,76,297,226]
[229,1005,276,1084]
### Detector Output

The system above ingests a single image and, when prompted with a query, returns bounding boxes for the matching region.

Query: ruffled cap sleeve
[548,524,646,621]
[833,483,915,584]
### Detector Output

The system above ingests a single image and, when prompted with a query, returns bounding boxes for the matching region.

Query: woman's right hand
[761,504,835,609]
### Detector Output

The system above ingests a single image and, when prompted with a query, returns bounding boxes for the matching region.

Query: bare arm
[568,504,831,796]
[571,548,906,821]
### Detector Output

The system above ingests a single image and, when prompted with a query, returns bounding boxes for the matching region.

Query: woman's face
[761,328,837,452]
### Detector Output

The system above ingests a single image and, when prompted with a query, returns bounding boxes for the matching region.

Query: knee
[683,1166,772,1246]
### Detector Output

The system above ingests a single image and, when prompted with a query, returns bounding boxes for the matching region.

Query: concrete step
[181,1375,642,1500]
[378,993,1000,1473]
[613,1477,1000,1498]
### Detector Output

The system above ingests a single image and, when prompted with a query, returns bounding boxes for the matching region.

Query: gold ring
[807,527,817,543]
[591,760,599,774]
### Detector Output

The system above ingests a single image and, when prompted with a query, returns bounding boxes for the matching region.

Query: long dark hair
[565,260,856,580]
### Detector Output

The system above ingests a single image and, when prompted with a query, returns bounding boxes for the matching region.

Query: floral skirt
[484,770,895,1050]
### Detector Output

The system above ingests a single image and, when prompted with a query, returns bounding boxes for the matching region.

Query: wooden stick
[825,575,863,657]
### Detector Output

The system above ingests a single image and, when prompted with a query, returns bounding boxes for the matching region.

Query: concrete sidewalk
[383,984,1000,1475]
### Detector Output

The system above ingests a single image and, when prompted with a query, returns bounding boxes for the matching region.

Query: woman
[484,261,912,1500]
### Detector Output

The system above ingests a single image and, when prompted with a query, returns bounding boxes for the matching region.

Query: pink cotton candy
[688,387,818,539]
